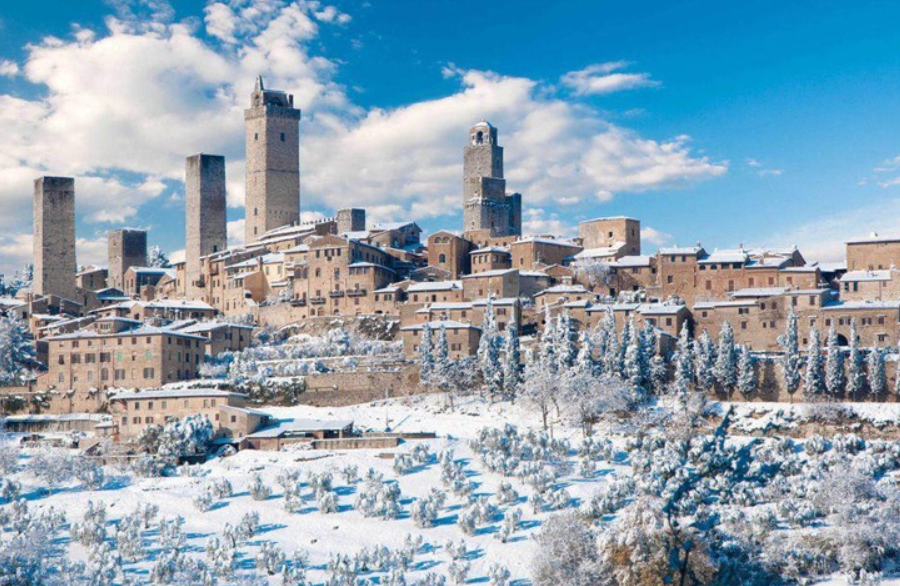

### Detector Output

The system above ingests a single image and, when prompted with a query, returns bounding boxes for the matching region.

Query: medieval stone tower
[33,176,76,300]
[244,75,302,244]
[337,208,366,234]
[185,153,227,299]
[108,228,147,290]
[462,121,522,239]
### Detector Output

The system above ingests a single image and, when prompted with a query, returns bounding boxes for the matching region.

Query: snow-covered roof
[571,244,626,260]
[846,233,900,245]
[143,300,216,311]
[816,262,848,273]
[111,389,247,401]
[178,321,254,334]
[372,221,418,232]
[693,300,758,310]
[612,255,652,268]
[730,287,790,298]
[247,418,354,439]
[406,280,462,292]
[698,249,749,264]
[534,284,590,296]
[519,270,550,278]
[462,269,518,279]
[659,246,703,255]
[348,262,396,273]
[471,297,519,307]
[581,216,639,223]
[840,270,892,282]
[284,244,309,254]
[400,320,481,331]
[470,247,510,255]
[822,301,900,311]
[373,285,402,293]
[511,237,581,249]
[638,303,686,316]
[416,302,473,313]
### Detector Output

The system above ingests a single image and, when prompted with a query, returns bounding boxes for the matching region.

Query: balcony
[347,289,367,297]
[310,296,326,305]
[290,298,307,307]
[329,290,345,299]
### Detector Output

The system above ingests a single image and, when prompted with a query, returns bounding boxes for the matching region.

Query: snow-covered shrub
[805,434,830,457]
[210,477,233,499]
[84,541,120,586]
[308,470,333,494]
[0,478,20,504]
[131,454,164,478]
[411,489,446,528]
[496,480,519,505]
[580,476,635,518]
[249,473,272,500]
[457,506,478,536]
[393,453,415,475]
[528,491,545,513]
[496,508,522,543]
[73,457,106,490]
[444,539,467,561]
[488,564,511,586]
[116,512,145,561]
[70,500,107,547]
[340,464,359,484]
[158,516,186,551]
[193,486,215,512]
[29,448,74,494]
[546,487,572,510]
[354,468,402,519]
[284,484,304,513]
[412,444,434,466]
[0,439,20,474]
[276,468,302,493]
[448,561,470,585]
[257,541,287,575]
[318,489,338,514]
[532,511,602,586]
[206,535,235,579]
[239,511,260,539]
[834,433,866,455]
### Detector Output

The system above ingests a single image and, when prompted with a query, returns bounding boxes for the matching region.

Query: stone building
[33,176,77,301]
[245,76,302,244]
[462,121,521,241]
[108,229,147,290]
[470,247,511,274]
[510,237,583,271]
[77,266,108,292]
[42,318,206,392]
[337,208,366,234]
[186,154,227,299]
[578,217,641,256]
[846,233,900,271]
[427,231,474,279]
[400,320,482,360]
[110,389,270,440]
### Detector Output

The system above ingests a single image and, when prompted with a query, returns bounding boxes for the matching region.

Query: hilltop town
[6,75,900,586]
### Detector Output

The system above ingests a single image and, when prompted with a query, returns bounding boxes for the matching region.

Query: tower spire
[255,75,264,92]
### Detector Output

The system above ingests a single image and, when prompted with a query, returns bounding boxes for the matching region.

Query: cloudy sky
[2,0,900,276]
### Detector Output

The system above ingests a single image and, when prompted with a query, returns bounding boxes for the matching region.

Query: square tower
[462,121,520,239]
[33,176,77,300]
[244,75,302,244]
[337,208,366,234]
[108,229,147,290]
[186,153,227,299]
[579,217,641,255]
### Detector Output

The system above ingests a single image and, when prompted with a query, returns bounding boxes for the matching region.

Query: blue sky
[2,0,900,276]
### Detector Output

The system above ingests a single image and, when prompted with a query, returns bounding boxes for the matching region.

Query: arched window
[476,131,484,144]
[439,253,446,263]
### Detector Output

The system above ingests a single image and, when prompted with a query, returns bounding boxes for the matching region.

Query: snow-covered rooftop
[406,281,462,292]
[840,270,893,282]
[111,389,247,401]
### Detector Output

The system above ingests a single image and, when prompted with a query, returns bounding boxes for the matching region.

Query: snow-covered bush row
[354,468,402,519]
[469,424,570,478]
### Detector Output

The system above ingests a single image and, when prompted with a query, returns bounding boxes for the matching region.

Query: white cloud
[0,60,18,77]
[227,219,245,247]
[561,62,660,96]
[0,0,726,276]
[641,226,672,247]
[522,208,575,238]
[762,199,900,263]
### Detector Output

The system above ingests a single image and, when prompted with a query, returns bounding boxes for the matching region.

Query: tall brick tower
[33,176,77,300]
[108,228,147,290]
[462,121,521,240]
[244,75,301,244]
[185,153,227,299]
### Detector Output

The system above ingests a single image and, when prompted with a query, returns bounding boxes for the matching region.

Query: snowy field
[5,394,900,585]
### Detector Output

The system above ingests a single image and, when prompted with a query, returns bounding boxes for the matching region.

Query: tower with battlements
[244,75,302,244]
[33,176,77,300]
[462,121,521,240]
[186,153,227,299]
[108,228,147,290]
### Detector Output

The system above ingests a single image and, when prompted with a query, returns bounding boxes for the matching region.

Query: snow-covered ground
[5,394,620,585]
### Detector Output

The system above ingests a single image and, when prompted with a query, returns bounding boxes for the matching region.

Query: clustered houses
[10,74,900,422]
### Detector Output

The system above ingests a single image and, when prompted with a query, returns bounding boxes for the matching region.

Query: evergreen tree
[418,323,435,385]
[639,322,657,386]
[554,311,577,374]
[825,325,845,397]
[435,324,451,380]
[649,355,668,395]
[618,317,633,378]
[868,347,887,398]
[477,299,503,401]
[0,316,37,385]
[736,345,755,399]
[574,330,594,376]
[623,321,644,390]
[673,323,694,395]
[694,329,716,392]
[847,319,865,400]
[540,308,558,375]
[601,309,620,377]
[803,327,825,397]
[778,309,802,401]
[501,318,523,398]
[147,245,171,268]
[713,322,737,392]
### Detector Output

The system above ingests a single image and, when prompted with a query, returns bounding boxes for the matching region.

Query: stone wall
[33,176,77,300]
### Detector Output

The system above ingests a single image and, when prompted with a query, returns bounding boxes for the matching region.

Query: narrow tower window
[280,132,286,142]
